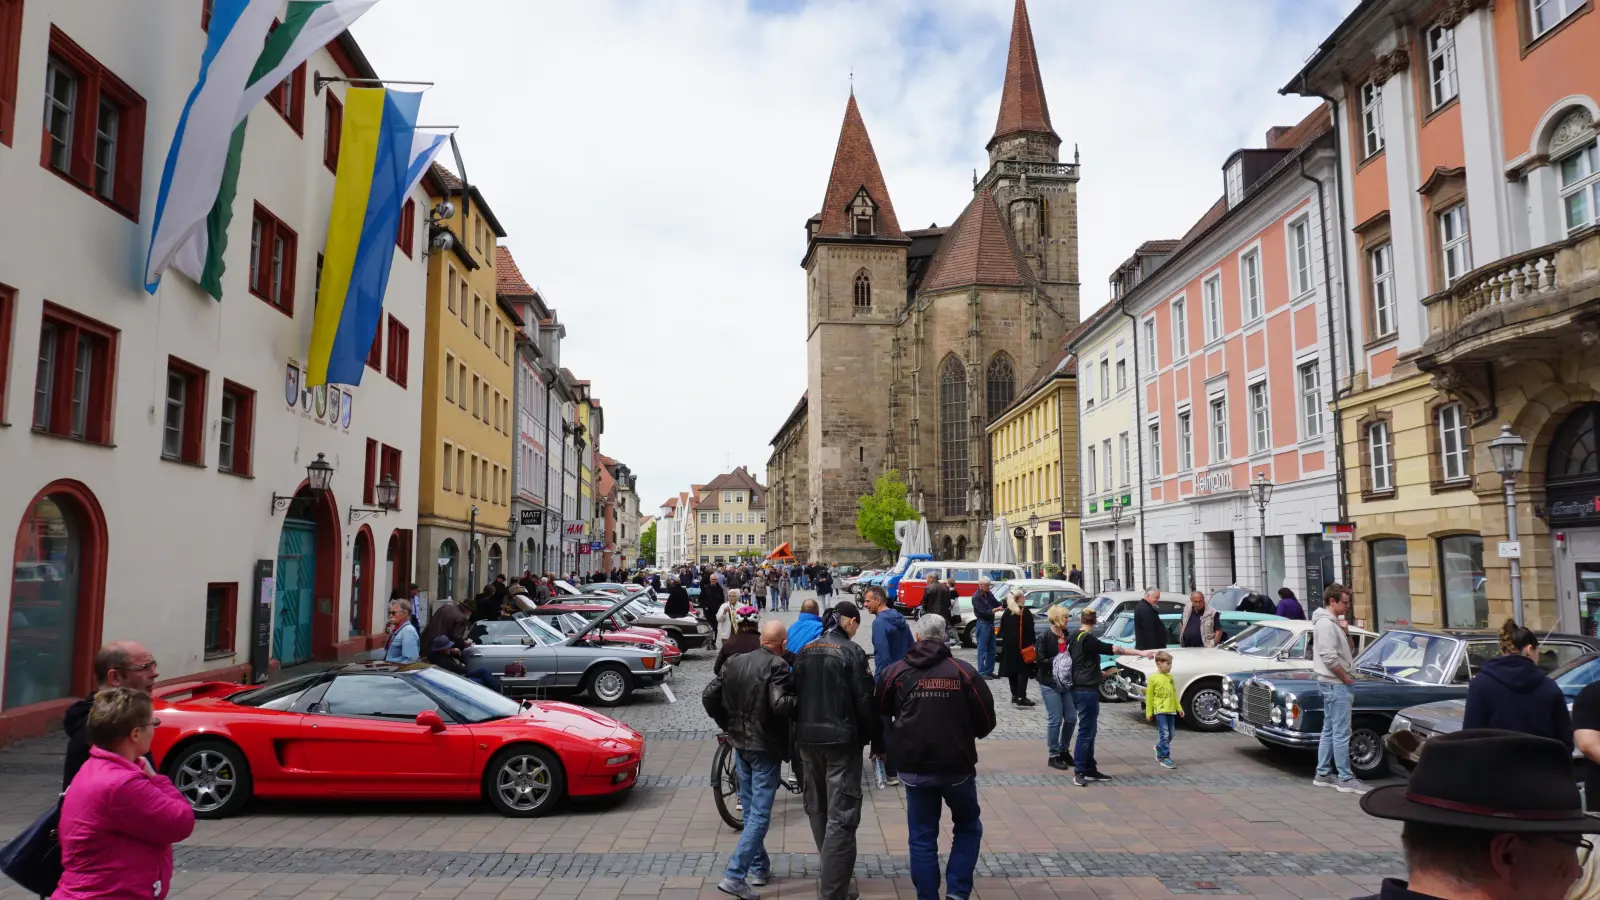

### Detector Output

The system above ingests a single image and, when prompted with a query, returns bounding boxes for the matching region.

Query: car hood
[1121,647,1296,677]
[1397,698,1466,734]
[519,700,630,739]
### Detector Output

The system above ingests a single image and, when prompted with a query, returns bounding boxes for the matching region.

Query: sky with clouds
[349,0,1358,516]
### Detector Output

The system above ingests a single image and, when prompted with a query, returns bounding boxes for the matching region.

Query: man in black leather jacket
[792,602,876,900]
[703,621,797,899]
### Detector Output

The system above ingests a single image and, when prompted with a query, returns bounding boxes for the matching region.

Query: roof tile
[495,247,535,296]
[991,0,1056,143]
[919,189,1039,293]
[816,95,906,240]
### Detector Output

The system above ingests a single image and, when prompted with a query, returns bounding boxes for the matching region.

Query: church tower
[982,0,1080,324]
[802,94,910,564]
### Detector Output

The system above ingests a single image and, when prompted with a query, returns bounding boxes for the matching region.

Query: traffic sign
[1498,541,1522,559]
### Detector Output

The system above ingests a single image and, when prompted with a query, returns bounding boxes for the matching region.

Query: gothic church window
[1038,195,1050,240]
[940,356,969,517]
[854,270,871,309]
[986,354,1015,421]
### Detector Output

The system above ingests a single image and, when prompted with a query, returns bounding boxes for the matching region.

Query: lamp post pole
[1109,501,1123,588]
[1488,425,1529,625]
[468,505,480,592]
[1251,474,1275,601]
[1028,512,1040,577]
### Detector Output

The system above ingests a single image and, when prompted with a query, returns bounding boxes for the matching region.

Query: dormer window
[1225,159,1244,208]
[849,188,877,236]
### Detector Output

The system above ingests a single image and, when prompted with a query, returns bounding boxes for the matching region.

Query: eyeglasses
[1545,835,1594,865]
[118,660,157,673]
[135,717,162,732]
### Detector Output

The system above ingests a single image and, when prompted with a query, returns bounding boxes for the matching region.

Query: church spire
[813,94,906,242]
[988,0,1057,152]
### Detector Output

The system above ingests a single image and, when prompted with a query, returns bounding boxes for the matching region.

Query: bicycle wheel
[712,739,743,831]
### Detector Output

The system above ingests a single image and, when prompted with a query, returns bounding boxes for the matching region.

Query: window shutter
[0,0,19,147]
[114,100,146,216]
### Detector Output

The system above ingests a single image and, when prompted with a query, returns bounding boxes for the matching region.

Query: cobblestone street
[0,596,1404,900]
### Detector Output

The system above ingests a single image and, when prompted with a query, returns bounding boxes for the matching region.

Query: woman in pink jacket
[56,687,196,900]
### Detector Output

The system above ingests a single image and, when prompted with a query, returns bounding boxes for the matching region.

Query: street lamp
[1028,512,1040,575]
[1109,498,1124,587]
[1488,424,1529,624]
[271,453,335,515]
[348,474,400,524]
[1250,473,1275,598]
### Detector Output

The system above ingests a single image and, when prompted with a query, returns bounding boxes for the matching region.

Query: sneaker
[1159,758,1177,769]
[886,775,901,787]
[717,878,760,900]
[1072,772,1087,787]
[1312,773,1339,789]
[1016,697,1037,707]
[1334,779,1373,795]
[1154,746,1162,762]
[1062,754,1074,769]
[1047,756,1070,770]
[748,872,770,887]
[1085,770,1114,782]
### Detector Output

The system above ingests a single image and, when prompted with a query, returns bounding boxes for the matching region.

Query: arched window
[986,354,1015,421]
[350,529,372,638]
[438,539,458,603]
[854,270,871,309]
[940,355,969,516]
[488,543,503,581]
[6,483,107,711]
[1549,404,1600,483]
[1548,108,1598,234]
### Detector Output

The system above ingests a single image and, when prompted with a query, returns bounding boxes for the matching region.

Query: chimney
[1265,125,1293,148]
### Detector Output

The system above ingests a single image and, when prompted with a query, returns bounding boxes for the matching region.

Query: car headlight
[1283,700,1301,729]
[1222,688,1236,708]
[1270,706,1284,724]
[1391,715,1412,733]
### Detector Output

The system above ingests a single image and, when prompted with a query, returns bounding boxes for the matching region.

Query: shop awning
[766,542,796,562]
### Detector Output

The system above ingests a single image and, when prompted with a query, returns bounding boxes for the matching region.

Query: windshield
[230,674,322,710]
[1556,655,1600,701]
[555,613,588,636]
[1221,624,1298,657]
[1208,588,1250,611]
[1085,596,1117,620]
[1103,613,1136,642]
[1356,631,1462,684]
[409,667,523,722]
[516,614,566,645]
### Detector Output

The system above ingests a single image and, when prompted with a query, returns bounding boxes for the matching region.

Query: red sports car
[149,662,644,819]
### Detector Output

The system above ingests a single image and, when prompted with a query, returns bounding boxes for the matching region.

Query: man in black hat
[1353,728,1600,900]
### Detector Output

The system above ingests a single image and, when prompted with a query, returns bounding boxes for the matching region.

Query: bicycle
[712,734,803,831]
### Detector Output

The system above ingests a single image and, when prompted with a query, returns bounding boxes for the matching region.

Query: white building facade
[0,4,428,729]
[1071,307,1142,592]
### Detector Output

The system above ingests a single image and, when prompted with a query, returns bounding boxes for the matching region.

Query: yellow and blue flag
[307,88,444,387]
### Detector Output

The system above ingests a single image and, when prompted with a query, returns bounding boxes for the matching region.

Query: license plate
[1230,717,1256,738]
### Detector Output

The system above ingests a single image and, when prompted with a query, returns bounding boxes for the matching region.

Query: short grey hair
[388,598,410,616]
[914,614,946,642]
[978,575,991,587]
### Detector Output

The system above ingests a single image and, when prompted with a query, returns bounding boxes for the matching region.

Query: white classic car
[1117,618,1378,730]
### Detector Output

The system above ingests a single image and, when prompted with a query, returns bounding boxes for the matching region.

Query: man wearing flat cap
[1354,728,1600,900]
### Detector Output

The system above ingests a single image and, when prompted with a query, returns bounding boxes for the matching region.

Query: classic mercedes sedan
[465,597,672,706]
[1224,628,1600,779]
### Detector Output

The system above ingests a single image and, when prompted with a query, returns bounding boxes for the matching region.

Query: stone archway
[273,482,341,666]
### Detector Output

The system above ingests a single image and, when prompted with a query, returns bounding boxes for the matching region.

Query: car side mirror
[416,709,445,733]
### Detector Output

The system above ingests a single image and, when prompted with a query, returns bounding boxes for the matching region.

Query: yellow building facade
[694,468,768,564]
[416,164,519,603]
[988,354,1081,573]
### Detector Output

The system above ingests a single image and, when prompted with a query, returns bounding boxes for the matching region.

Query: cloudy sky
[350,0,1357,514]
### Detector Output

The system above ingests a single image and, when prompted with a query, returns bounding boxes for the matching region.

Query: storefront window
[6,496,83,710]
[1153,544,1169,591]
[1438,535,1488,629]
[1369,538,1411,632]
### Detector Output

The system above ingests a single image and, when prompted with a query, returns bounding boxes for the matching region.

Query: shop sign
[1322,522,1356,542]
[1048,520,1063,533]
[520,510,544,527]
[590,541,603,551]
[1087,500,1098,514]
[578,544,591,555]
[1548,484,1600,524]
[564,520,586,537]
[1193,467,1232,495]
[1012,526,1027,539]
[1119,493,1132,508]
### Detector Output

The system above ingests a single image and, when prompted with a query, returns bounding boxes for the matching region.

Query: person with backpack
[1059,609,1156,786]
[1034,605,1077,770]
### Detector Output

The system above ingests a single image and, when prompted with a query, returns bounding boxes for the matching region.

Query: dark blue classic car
[1223,627,1600,780]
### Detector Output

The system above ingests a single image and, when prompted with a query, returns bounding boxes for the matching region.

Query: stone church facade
[767,0,1080,564]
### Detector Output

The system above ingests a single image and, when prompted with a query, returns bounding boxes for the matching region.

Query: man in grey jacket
[1312,584,1369,794]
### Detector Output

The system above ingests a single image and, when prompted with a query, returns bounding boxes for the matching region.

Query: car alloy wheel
[1187,684,1226,730]
[174,748,237,813]
[1349,722,1388,779]
[1098,677,1121,703]
[589,665,631,705]
[493,750,560,815]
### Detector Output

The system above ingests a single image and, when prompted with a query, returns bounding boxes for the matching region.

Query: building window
[0,0,20,148]
[1086,445,1097,494]
[446,266,457,313]
[262,25,305,134]
[444,353,455,402]
[40,30,147,218]
[1532,0,1585,37]
[1368,420,1395,492]
[1427,24,1457,110]
[1119,432,1130,486]
[366,321,381,371]
[1178,411,1193,471]
[1202,274,1222,343]
[1438,535,1488,628]
[201,0,213,30]
[1369,538,1411,632]
[1082,362,1094,410]
[1299,360,1323,439]
[162,357,206,464]
[204,583,237,658]
[1361,80,1384,157]
[1438,402,1471,482]
[1115,357,1126,392]
[455,447,465,493]
[1290,218,1313,297]
[364,438,378,504]
[986,354,1015,421]
[1240,250,1262,321]
[1148,422,1161,475]
[1247,381,1269,453]
[1142,317,1157,371]
[1171,297,1187,357]
[380,445,401,509]
[0,284,12,422]
[853,270,871,309]
[1439,204,1472,285]
[323,91,341,172]
[396,198,415,257]
[1102,438,1112,489]
[939,355,969,516]
[442,441,453,492]
[1225,159,1244,208]
[217,381,254,476]
[458,278,469,325]
[1368,242,1397,338]
[1210,397,1228,461]
[457,363,467,408]
[1098,358,1109,400]
[699,512,707,525]
[385,316,409,387]
[1559,142,1599,234]
[33,303,116,444]
[249,203,296,314]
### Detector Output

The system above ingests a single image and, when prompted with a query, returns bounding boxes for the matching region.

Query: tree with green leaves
[640,522,657,565]
[856,469,921,553]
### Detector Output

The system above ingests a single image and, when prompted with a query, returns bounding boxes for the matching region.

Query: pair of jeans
[904,775,982,900]
[1071,689,1101,775]
[799,744,863,900]
[1317,681,1355,781]
[464,667,503,693]
[1154,712,1176,760]
[974,619,995,676]
[725,749,781,881]
[878,716,897,779]
[1039,683,1075,758]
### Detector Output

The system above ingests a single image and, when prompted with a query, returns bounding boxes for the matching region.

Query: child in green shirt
[1145,651,1182,768]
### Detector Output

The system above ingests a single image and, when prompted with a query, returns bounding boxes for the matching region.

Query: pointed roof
[495,247,535,297]
[918,189,1039,293]
[990,0,1056,146]
[815,95,906,240]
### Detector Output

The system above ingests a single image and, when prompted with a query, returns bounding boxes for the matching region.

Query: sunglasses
[134,717,162,731]
[118,660,157,673]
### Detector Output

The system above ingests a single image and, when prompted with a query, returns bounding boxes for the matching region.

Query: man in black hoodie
[663,577,692,620]
[877,614,995,900]
[63,640,159,788]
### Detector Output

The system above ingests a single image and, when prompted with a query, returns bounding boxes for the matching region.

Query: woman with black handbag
[998,588,1037,707]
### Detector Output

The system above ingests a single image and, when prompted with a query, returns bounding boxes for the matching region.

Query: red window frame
[0,282,13,423]
[34,301,118,445]
[323,90,342,172]
[249,202,297,315]
[201,0,214,31]
[366,321,382,371]
[39,26,147,220]
[0,0,23,148]
[380,445,402,510]
[204,582,237,657]
[385,315,409,387]
[364,437,377,504]
[396,197,415,257]
[263,21,305,135]
[218,379,255,477]
[162,355,207,464]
